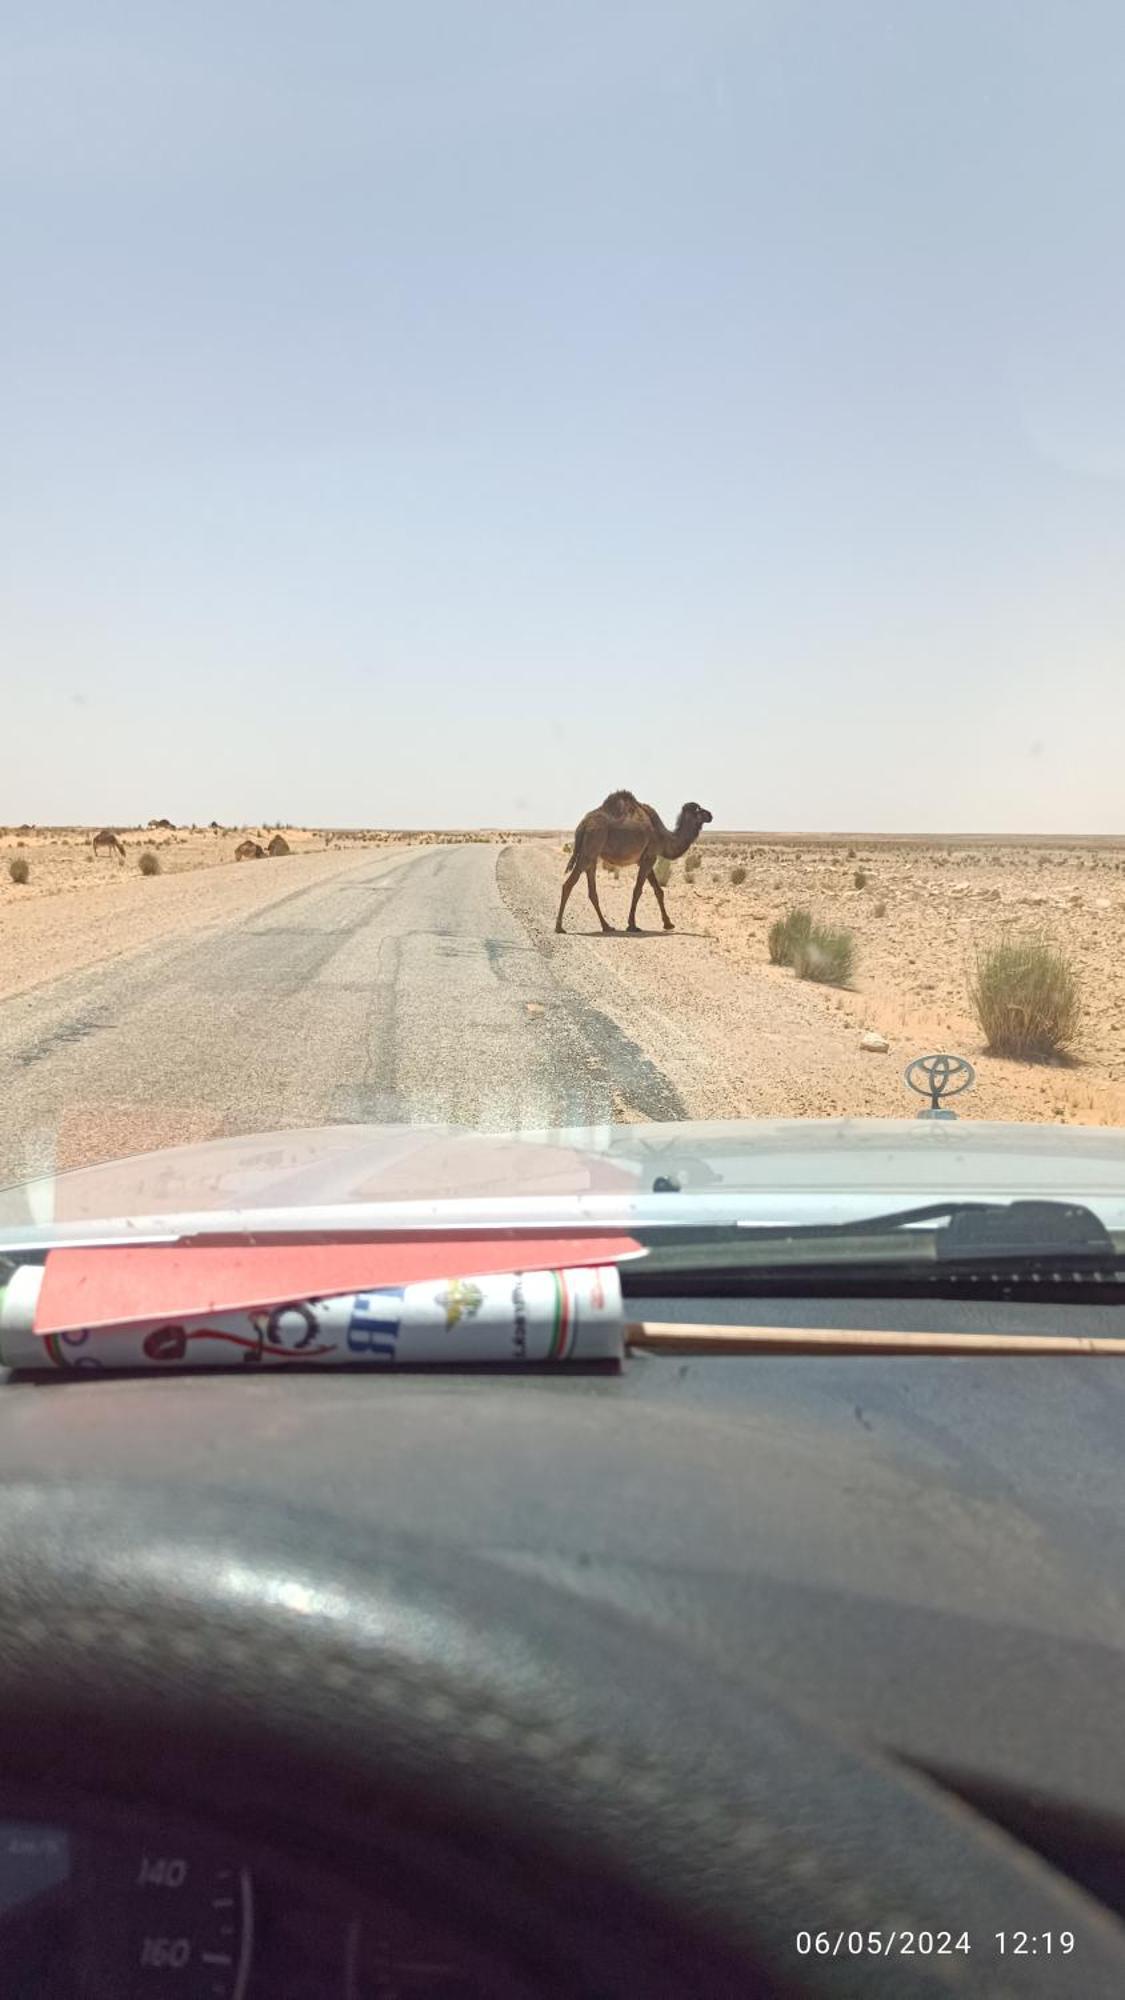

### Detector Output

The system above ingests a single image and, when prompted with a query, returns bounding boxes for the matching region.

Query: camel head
[678,802,713,835]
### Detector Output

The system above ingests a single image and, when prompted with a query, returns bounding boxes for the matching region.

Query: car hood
[5,1117,1125,1241]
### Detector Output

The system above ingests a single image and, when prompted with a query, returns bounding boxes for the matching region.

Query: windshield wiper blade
[799,1198,1117,1261]
[633,1199,1123,1288]
[929,1199,1115,1262]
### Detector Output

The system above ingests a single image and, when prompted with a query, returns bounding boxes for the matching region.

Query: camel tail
[563,812,590,867]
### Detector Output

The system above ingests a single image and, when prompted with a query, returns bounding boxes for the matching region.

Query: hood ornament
[904,1053,975,1120]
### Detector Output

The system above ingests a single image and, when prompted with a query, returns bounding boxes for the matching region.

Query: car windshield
[3,2,1124,1215]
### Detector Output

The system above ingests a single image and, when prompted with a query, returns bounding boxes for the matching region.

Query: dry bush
[873,899,887,918]
[767,906,813,965]
[970,935,1081,1060]
[853,867,868,889]
[793,923,856,986]
[8,856,29,885]
[730,864,747,885]
[138,849,161,876]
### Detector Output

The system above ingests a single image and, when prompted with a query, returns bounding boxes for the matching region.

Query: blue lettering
[347,1289,405,1360]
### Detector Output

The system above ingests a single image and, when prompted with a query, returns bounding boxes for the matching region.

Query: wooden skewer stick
[625,1322,1125,1358]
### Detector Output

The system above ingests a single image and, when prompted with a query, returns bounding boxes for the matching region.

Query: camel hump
[601,789,640,818]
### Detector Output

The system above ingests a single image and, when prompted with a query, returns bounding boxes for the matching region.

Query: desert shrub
[847,847,856,860]
[138,849,161,876]
[970,935,1081,1059]
[684,851,701,877]
[8,856,29,885]
[730,864,747,886]
[767,906,813,965]
[793,923,856,985]
[853,867,868,889]
[873,899,887,918]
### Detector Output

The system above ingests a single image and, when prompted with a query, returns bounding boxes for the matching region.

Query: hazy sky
[5,2,1125,831]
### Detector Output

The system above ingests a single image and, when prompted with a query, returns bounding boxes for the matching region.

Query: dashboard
[2,1283,1125,1995]
[0,1803,532,1999]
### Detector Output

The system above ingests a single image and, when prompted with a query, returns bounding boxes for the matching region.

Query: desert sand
[688,835,1125,1124]
[503,833,1125,1129]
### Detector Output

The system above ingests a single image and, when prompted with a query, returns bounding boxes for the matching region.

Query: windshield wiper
[632,1199,1125,1294]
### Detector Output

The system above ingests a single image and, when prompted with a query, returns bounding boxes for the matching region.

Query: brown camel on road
[556,791,713,934]
[92,829,125,861]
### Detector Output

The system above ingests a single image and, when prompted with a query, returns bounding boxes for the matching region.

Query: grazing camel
[92,828,125,861]
[266,833,291,856]
[556,791,713,934]
[235,839,266,861]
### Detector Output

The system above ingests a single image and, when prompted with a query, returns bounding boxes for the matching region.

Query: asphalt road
[0,844,681,1183]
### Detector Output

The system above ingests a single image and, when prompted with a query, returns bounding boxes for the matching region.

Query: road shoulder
[498,842,908,1121]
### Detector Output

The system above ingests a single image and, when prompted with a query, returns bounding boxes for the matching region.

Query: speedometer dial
[0,1818,254,1999]
[78,1839,254,1999]
[0,1811,536,1997]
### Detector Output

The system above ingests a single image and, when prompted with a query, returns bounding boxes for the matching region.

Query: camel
[92,828,125,861]
[556,791,713,934]
[235,839,265,861]
[148,817,174,830]
[266,833,291,856]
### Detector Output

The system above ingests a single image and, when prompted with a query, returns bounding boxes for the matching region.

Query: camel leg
[586,865,614,932]
[555,866,583,932]
[646,866,674,931]
[627,859,651,931]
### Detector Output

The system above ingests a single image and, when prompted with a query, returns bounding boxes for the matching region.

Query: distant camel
[235,839,265,861]
[148,817,174,830]
[266,834,291,856]
[92,828,125,861]
[556,791,713,934]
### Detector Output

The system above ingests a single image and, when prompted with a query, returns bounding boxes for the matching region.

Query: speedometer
[79,1837,253,1998]
[1,1818,253,1999]
[0,1810,536,1997]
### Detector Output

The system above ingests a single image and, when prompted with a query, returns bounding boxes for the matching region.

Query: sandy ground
[504,835,1125,1127]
